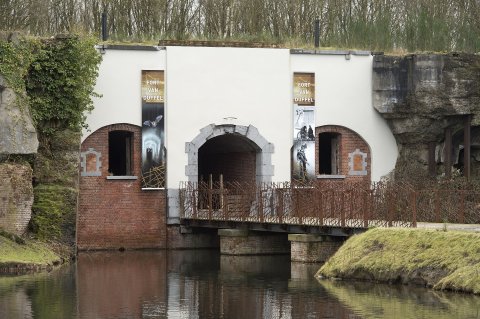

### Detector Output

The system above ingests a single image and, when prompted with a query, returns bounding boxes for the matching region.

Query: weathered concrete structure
[373,53,480,179]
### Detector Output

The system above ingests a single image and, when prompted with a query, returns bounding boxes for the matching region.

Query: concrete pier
[218,229,290,255]
[288,234,344,263]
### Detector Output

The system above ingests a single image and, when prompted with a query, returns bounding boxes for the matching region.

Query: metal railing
[179,180,480,228]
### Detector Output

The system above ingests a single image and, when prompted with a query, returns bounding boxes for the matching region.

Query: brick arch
[185,124,274,183]
[315,125,371,183]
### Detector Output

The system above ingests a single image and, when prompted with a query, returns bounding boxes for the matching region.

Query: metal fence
[179,181,480,228]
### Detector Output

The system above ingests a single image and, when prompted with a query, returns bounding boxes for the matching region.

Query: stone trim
[185,124,274,183]
[348,148,368,176]
[80,148,102,176]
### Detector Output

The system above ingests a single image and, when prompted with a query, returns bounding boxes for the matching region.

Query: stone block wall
[219,229,290,255]
[0,163,33,235]
[166,226,219,249]
[78,124,167,250]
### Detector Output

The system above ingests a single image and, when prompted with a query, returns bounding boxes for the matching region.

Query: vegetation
[1,34,101,245]
[317,228,480,294]
[0,232,61,266]
[1,0,479,52]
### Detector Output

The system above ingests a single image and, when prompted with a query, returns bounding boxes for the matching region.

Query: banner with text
[292,73,316,183]
[141,70,165,189]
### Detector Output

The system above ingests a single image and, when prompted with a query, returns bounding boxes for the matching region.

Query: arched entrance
[199,134,259,183]
[185,124,274,183]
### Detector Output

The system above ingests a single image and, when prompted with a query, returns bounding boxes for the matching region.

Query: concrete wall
[291,52,398,181]
[166,46,292,187]
[84,46,397,186]
[82,47,166,143]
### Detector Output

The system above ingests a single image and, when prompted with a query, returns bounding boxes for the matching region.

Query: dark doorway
[198,134,259,183]
[318,132,340,175]
[108,131,133,176]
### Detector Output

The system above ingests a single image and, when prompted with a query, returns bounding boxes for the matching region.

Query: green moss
[317,228,480,294]
[0,234,60,265]
[30,185,77,242]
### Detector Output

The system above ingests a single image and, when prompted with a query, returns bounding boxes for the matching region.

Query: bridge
[179,180,480,261]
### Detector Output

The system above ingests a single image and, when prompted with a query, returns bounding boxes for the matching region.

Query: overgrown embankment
[0,231,65,274]
[317,228,480,294]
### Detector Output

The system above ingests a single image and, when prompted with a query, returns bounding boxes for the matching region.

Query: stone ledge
[218,229,249,237]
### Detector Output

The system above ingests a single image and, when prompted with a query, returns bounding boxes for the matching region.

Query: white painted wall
[82,47,166,141]
[83,46,397,187]
[291,53,398,181]
[166,46,292,188]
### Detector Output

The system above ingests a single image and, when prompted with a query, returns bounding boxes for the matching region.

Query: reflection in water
[0,250,479,319]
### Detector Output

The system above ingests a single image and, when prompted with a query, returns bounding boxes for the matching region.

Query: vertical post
[412,191,417,228]
[444,127,452,179]
[340,192,345,227]
[428,142,436,177]
[464,115,471,181]
[318,190,324,226]
[314,18,320,48]
[192,186,197,219]
[388,192,393,227]
[459,191,465,224]
[363,191,368,228]
[434,191,440,223]
[208,174,213,220]
[220,174,225,219]
[101,11,108,41]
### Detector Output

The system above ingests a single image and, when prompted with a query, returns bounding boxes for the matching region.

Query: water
[0,250,479,319]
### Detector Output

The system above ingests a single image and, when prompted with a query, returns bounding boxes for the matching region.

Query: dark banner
[292,73,316,183]
[141,70,165,189]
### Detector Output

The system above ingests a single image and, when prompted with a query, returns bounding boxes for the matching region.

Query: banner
[141,70,165,189]
[292,73,316,183]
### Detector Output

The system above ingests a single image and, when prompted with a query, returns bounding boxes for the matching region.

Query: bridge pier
[218,229,290,255]
[288,234,345,263]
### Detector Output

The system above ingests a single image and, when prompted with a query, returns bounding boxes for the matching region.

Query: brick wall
[78,124,167,250]
[199,151,256,183]
[315,125,371,187]
[219,230,290,255]
[0,163,33,236]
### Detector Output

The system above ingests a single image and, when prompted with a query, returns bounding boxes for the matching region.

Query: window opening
[109,131,133,176]
[318,132,340,174]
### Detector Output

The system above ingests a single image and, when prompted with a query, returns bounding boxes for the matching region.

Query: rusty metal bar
[388,191,393,227]
[340,192,345,228]
[444,127,453,179]
[412,190,417,227]
[434,191,440,223]
[464,115,471,181]
[459,190,465,224]
[428,142,436,177]
[208,175,213,220]
[363,191,368,228]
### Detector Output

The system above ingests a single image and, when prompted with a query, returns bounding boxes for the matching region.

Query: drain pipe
[314,18,320,48]
[101,11,108,41]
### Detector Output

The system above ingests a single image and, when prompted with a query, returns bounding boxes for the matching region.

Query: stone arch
[185,124,274,183]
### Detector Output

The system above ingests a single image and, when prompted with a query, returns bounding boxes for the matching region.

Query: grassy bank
[0,232,66,272]
[317,228,480,294]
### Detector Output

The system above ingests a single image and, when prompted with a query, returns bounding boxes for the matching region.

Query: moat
[1,250,479,319]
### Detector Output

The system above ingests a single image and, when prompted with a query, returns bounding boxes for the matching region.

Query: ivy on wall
[27,35,102,135]
[0,34,101,134]
[1,34,102,243]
